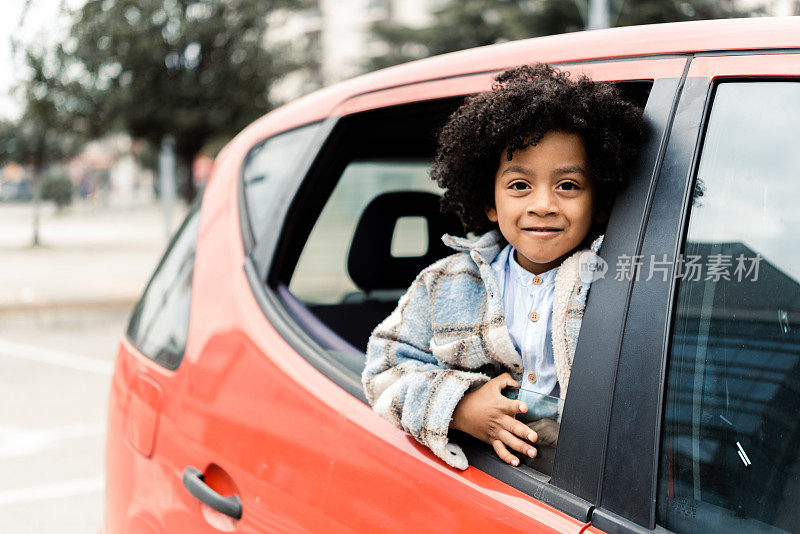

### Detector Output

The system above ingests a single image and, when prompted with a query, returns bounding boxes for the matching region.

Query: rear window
[127,205,200,370]
[242,123,324,245]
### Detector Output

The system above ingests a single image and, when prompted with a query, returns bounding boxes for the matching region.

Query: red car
[105,17,800,534]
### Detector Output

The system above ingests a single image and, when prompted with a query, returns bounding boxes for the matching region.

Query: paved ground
[0,202,184,310]
[0,200,186,533]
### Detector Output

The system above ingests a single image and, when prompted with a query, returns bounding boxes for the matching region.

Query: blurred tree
[0,49,83,245]
[40,171,74,211]
[58,0,306,202]
[367,0,766,70]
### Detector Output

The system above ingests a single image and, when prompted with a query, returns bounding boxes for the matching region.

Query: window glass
[242,123,322,241]
[504,387,563,475]
[659,82,800,533]
[127,206,201,370]
[289,160,441,305]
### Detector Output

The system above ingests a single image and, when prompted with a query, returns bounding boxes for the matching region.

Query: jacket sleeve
[361,266,490,470]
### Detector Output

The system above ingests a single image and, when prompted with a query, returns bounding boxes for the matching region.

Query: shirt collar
[508,247,558,289]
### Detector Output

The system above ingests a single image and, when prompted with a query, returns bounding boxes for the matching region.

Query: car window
[289,160,441,305]
[658,82,800,533]
[127,205,201,370]
[242,123,323,244]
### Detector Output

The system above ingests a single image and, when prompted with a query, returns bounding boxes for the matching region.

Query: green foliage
[53,0,307,201]
[367,0,767,71]
[40,171,73,209]
[0,51,83,170]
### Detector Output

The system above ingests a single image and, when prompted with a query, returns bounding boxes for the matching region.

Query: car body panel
[224,18,798,157]
[689,51,800,77]
[337,57,687,116]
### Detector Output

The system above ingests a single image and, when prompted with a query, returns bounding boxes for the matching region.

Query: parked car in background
[104,16,800,534]
[0,179,33,202]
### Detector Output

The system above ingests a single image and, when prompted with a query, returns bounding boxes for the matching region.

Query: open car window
[289,160,441,307]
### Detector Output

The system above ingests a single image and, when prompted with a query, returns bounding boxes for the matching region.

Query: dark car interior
[271,82,652,370]
[271,96,466,364]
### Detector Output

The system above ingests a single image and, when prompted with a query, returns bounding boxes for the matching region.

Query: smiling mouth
[524,227,563,232]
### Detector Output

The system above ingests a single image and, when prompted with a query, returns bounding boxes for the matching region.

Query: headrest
[347,191,462,291]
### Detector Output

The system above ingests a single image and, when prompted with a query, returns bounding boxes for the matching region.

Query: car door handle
[182,466,243,520]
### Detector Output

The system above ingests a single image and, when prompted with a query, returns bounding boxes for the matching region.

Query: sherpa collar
[441,229,507,264]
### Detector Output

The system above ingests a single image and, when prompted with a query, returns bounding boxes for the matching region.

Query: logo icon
[578,251,608,283]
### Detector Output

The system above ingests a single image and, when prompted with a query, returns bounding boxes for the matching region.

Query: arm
[362,268,539,469]
[362,269,490,470]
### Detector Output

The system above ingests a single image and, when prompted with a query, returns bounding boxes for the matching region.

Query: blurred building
[267,0,798,104]
[267,0,444,103]
[68,135,155,207]
[756,0,800,15]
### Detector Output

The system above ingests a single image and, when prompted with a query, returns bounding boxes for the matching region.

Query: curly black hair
[430,63,646,238]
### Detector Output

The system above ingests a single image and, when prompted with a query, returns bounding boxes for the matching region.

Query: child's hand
[526,418,560,448]
[450,373,538,466]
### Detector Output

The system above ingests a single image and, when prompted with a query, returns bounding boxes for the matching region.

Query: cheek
[568,197,595,229]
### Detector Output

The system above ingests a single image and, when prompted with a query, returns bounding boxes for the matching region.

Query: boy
[362,63,645,470]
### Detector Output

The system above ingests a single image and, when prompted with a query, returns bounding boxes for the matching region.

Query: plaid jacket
[362,229,604,470]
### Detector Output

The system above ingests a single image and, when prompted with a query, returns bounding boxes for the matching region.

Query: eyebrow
[500,164,588,177]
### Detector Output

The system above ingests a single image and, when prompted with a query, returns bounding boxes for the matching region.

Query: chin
[519,252,559,265]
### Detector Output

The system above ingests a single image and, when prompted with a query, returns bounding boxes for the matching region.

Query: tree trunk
[176,151,196,204]
[31,166,42,247]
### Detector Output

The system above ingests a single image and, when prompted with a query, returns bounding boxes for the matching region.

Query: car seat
[306,191,462,353]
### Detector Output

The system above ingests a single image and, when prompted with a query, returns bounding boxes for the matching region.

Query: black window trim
[553,71,690,505]
[240,69,682,523]
[591,71,711,533]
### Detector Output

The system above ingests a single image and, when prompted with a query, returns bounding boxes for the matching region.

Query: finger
[498,429,537,458]
[500,396,528,415]
[501,372,520,389]
[491,439,520,466]
[491,372,519,391]
[512,419,538,443]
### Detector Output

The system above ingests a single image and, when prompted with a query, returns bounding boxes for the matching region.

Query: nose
[526,187,558,217]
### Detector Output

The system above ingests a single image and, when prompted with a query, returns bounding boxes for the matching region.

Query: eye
[509,181,530,191]
[557,181,580,191]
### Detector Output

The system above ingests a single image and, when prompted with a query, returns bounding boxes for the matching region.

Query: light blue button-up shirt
[490,244,560,399]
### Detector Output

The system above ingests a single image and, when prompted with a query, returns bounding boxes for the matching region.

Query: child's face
[486,130,598,275]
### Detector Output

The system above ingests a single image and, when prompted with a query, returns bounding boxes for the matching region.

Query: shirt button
[529,311,540,322]
[528,373,537,383]
[532,276,543,285]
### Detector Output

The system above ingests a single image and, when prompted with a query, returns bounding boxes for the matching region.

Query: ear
[485,205,498,223]
[594,208,609,224]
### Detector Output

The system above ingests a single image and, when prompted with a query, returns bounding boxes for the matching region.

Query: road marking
[0,477,103,506]
[0,423,106,458]
[0,338,113,375]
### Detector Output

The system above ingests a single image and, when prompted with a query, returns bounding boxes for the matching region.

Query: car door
[105,122,345,533]
[584,52,800,533]
[243,56,690,532]
[159,122,349,533]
